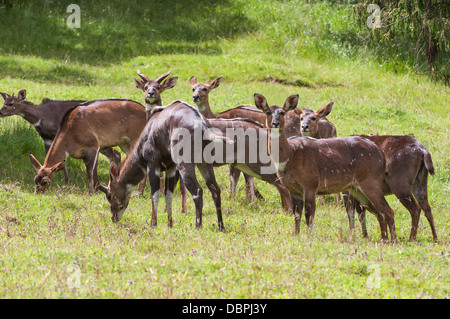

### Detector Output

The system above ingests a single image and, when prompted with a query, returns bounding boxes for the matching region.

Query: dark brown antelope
[344,135,437,242]
[133,70,188,213]
[189,76,301,207]
[254,93,397,242]
[0,90,85,183]
[28,98,147,194]
[96,101,228,231]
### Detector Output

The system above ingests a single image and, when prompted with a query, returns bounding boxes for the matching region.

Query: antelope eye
[9,103,13,106]
[202,88,207,92]
[280,111,285,115]
[312,117,316,121]
[192,88,195,91]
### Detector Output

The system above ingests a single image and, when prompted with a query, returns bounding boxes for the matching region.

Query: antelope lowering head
[94,149,135,223]
[133,70,178,110]
[0,90,27,117]
[28,153,65,194]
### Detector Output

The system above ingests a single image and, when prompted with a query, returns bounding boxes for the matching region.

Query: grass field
[0,0,448,299]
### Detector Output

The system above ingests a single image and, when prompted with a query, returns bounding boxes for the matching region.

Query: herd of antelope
[0,70,438,243]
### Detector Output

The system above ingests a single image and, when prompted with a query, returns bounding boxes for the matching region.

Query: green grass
[0,0,449,299]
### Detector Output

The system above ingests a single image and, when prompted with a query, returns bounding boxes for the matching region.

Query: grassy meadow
[0,0,448,299]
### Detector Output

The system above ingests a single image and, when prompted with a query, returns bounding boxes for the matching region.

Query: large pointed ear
[133,77,145,91]
[160,76,178,92]
[49,161,65,173]
[283,94,299,112]
[29,152,42,171]
[253,93,269,112]
[208,76,222,90]
[0,92,11,101]
[189,76,198,86]
[316,101,334,118]
[17,89,26,102]
[109,162,119,181]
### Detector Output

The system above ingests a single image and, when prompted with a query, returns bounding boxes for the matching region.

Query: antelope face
[254,93,299,133]
[105,181,131,223]
[33,169,55,194]
[189,76,221,108]
[191,83,209,105]
[144,82,161,104]
[299,108,318,137]
[0,91,25,117]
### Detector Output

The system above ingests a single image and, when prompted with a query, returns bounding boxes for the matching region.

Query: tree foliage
[352,0,449,83]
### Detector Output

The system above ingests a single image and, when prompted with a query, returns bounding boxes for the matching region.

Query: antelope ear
[316,101,334,118]
[0,92,10,101]
[49,161,65,173]
[29,152,42,171]
[283,94,299,112]
[254,93,269,112]
[133,77,145,91]
[189,76,198,86]
[209,76,222,90]
[109,162,119,180]
[17,89,26,102]
[160,76,178,92]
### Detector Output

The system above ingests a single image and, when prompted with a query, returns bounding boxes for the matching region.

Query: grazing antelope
[344,135,437,242]
[189,76,301,207]
[28,98,147,194]
[0,90,85,183]
[254,93,397,242]
[96,101,228,231]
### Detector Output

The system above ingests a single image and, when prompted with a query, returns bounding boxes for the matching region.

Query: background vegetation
[0,0,448,298]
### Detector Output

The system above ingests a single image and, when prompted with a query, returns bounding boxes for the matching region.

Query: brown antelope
[299,102,337,139]
[96,101,229,231]
[298,102,341,205]
[0,90,85,183]
[133,70,178,115]
[28,98,148,194]
[189,76,301,207]
[254,93,397,242]
[133,70,188,213]
[344,135,437,242]
[206,117,292,211]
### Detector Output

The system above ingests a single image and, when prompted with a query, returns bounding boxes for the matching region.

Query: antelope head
[133,70,178,110]
[0,90,27,117]
[189,76,222,108]
[28,152,65,194]
[299,102,334,137]
[253,93,300,133]
[94,149,130,223]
